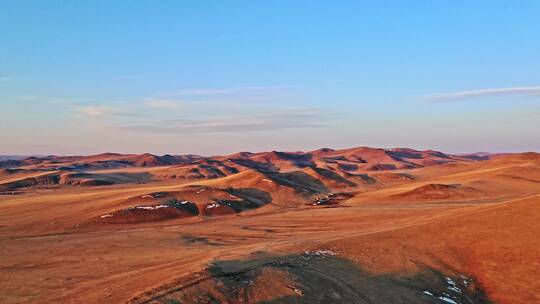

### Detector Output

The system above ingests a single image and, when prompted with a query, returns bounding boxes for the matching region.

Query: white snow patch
[446,277,462,293]
[438,295,458,304]
[141,194,154,199]
[135,206,153,210]
[460,275,470,287]
[422,291,459,304]
[261,179,273,183]
[287,285,303,295]
[134,204,170,210]
[100,214,113,218]
[206,203,220,209]
[196,189,206,194]
[304,249,337,257]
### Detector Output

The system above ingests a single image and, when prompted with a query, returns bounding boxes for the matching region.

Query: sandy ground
[1,155,539,303]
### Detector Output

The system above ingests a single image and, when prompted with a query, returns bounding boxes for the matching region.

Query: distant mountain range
[0,147,494,170]
[0,155,42,161]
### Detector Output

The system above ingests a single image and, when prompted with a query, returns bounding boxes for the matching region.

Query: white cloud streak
[115,108,331,134]
[174,85,297,96]
[76,105,113,117]
[144,98,186,110]
[426,86,540,102]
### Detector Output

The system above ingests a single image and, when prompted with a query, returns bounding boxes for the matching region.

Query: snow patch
[303,249,337,257]
[206,203,220,209]
[422,277,465,304]
[100,214,113,218]
[133,204,170,210]
[140,193,165,199]
[446,277,462,293]
[460,275,471,287]
[438,295,458,304]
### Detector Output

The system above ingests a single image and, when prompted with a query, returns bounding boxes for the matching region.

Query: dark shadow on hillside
[143,252,492,304]
[261,171,329,195]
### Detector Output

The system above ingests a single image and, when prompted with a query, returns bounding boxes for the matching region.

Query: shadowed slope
[137,252,491,304]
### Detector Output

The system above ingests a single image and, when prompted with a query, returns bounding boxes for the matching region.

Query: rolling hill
[0,147,539,303]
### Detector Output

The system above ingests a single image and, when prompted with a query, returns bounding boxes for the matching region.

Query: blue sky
[1,1,539,155]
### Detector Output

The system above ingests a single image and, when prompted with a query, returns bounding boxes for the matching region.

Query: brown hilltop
[390,183,484,200]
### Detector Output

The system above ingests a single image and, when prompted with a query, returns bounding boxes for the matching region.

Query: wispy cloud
[425,86,540,102]
[75,105,137,118]
[144,98,186,110]
[143,98,232,111]
[143,85,301,110]
[56,84,322,134]
[115,108,330,134]
[174,85,297,96]
[76,105,114,117]
[17,95,41,101]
